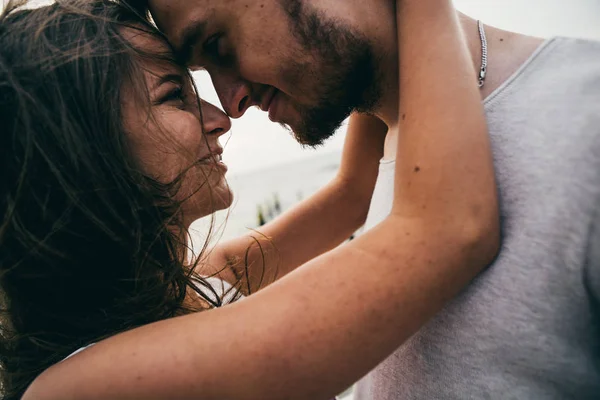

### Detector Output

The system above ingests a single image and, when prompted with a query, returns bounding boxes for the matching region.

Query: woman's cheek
[162,110,203,147]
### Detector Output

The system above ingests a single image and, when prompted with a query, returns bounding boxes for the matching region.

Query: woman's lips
[198,152,227,171]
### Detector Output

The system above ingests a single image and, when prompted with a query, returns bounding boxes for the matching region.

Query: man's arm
[205,114,388,295]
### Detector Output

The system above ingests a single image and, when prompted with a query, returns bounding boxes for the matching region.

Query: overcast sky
[4,0,600,175]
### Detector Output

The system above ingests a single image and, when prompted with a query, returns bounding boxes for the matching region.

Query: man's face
[148,0,381,146]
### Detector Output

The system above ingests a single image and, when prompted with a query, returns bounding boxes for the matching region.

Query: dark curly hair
[0,0,236,398]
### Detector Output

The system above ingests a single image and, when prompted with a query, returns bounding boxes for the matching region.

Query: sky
[4,0,600,176]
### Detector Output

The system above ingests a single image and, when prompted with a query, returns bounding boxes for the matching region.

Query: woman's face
[121,27,232,226]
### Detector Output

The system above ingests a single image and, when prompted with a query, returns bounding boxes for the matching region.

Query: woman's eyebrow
[153,74,184,91]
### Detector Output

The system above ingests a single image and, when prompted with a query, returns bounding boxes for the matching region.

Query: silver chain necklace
[477,20,488,88]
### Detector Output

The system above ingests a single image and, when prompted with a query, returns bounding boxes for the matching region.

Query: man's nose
[210,72,254,119]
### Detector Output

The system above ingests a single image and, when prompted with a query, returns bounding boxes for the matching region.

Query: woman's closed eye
[160,86,186,108]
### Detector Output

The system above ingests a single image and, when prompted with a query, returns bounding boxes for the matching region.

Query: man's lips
[260,87,278,112]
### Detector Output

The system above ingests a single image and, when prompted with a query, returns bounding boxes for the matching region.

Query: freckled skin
[121,28,233,226]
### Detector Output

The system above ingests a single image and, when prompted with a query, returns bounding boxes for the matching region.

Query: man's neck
[373,12,545,129]
[457,13,545,100]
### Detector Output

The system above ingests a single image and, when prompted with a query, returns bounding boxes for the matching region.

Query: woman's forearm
[27,210,496,400]
[392,0,498,232]
[213,115,387,294]
[213,176,373,294]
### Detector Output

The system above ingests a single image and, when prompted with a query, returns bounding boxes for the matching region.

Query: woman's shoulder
[61,277,242,361]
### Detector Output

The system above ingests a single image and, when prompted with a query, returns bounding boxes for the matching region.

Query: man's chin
[279,106,350,147]
[297,116,349,147]
[277,123,320,147]
[292,125,335,147]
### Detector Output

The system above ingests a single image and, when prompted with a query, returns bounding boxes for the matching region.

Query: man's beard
[279,0,382,147]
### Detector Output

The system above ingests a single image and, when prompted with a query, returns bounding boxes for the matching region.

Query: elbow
[391,195,501,267]
[430,188,502,268]
[333,176,375,228]
[457,204,501,268]
[355,205,371,228]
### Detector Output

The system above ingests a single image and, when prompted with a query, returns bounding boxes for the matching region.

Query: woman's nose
[200,99,232,137]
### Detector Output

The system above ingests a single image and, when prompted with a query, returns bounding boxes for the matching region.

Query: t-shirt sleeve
[585,206,600,304]
[63,343,96,362]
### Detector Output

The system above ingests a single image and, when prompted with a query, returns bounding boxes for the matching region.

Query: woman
[0,0,499,399]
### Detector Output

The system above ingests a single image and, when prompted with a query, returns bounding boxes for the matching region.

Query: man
[143,0,600,398]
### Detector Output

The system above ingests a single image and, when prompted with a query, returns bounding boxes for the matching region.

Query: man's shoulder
[529,37,600,127]
[485,36,600,111]
[559,38,600,149]
[546,37,600,81]
[551,36,600,57]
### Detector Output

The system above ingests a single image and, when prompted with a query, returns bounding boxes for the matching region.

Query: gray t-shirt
[355,37,600,400]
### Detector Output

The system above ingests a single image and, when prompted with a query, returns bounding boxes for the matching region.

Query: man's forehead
[149,0,212,40]
[148,0,220,20]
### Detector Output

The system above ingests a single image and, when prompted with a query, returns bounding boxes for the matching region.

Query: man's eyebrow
[176,20,208,64]
[153,73,184,91]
